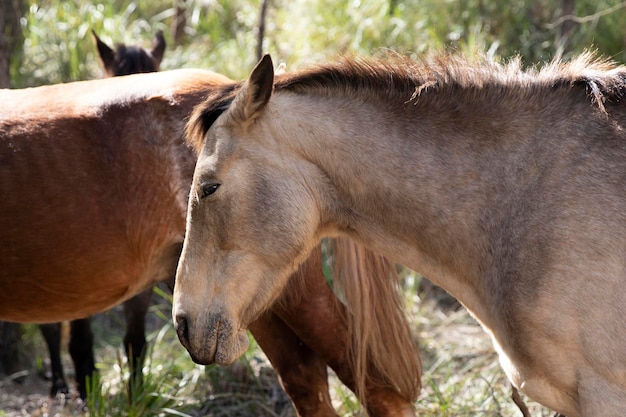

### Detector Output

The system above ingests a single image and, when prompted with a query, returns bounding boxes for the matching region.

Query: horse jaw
[172,234,298,366]
[172,263,251,365]
[173,53,322,366]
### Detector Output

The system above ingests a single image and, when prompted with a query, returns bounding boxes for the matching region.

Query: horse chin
[184,318,250,366]
[214,329,250,365]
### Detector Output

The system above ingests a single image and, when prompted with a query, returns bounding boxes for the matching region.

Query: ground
[0,373,83,417]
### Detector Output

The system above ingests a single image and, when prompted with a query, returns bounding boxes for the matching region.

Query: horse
[92,29,166,76]
[173,52,626,417]
[34,29,168,400]
[0,68,419,416]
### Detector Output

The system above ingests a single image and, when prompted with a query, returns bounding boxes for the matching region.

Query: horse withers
[175,53,626,417]
[0,67,417,416]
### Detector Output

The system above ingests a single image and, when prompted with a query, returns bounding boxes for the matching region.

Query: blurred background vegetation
[1,1,625,416]
[1,0,625,88]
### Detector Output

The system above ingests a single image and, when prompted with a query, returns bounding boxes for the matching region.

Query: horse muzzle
[174,311,249,365]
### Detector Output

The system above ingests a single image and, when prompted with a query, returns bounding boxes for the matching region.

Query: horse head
[172,56,331,365]
[92,29,165,76]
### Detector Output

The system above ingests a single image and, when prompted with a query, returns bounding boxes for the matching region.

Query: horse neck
[266,88,556,313]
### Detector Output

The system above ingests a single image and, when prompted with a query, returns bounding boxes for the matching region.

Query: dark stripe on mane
[275,52,626,112]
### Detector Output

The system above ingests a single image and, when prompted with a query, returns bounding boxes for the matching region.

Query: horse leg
[274,249,416,417]
[122,287,153,397]
[39,323,69,396]
[0,322,21,377]
[249,310,339,417]
[68,317,96,400]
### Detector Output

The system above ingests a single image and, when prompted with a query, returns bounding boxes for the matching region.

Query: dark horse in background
[36,30,167,400]
[92,29,166,77]
[0,63,420,416]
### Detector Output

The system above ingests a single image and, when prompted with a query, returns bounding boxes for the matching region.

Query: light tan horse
[174,52,626,417]
[0,69,418,416]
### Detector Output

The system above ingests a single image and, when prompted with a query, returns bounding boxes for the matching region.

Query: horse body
[0,70,209,321]
[176,54,626,416]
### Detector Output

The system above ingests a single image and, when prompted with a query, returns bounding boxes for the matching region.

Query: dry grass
[328,275,556,416]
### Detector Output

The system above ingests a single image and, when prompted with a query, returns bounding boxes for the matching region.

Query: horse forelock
[274,51,626,113]
[185,83,240,154]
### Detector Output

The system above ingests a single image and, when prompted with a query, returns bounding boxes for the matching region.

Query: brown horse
[0,69,419,416]
[175,52,626,417]
[36,29,167,400]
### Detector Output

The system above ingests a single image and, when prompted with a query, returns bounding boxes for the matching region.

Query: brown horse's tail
[331,237,421,410]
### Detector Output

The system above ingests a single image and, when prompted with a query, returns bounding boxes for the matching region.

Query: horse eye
[200,183,220,199]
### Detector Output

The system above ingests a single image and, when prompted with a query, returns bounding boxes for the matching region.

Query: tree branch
[547,1,626,29]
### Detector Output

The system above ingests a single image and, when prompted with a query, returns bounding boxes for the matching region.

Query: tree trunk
[0,0,25,377]
[561,0,576,37]
[256,0,269,61]
[0,0,25,88]
[557,0,576,55]
[172,0,187,46]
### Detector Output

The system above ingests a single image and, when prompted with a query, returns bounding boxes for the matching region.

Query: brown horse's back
[0,69,233,322]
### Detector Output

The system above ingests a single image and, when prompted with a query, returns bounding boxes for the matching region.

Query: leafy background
[11,0,626,88]
[2,1,626,416]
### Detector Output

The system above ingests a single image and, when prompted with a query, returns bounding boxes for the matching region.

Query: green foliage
[13,0,626,87]
[164,0,260,79]
[270,0,626,66]
[83,319,203,417]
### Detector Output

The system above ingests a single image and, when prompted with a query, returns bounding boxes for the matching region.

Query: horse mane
[186,52,626,154]
[275,51,626,114]
[185,82,239,153]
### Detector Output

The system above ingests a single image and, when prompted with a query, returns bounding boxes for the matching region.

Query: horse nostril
[175,314,189,347]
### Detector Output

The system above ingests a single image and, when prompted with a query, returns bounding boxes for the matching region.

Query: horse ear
[150,30,166,68]
[229,54,274,123]
[92,30,115,73]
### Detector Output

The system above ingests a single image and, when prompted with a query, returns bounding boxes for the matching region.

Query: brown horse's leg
[122,287,153,397]
[68,317,96,400]
[39,323,70,396]
[249,311,338,417]
[274,248,416,417]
